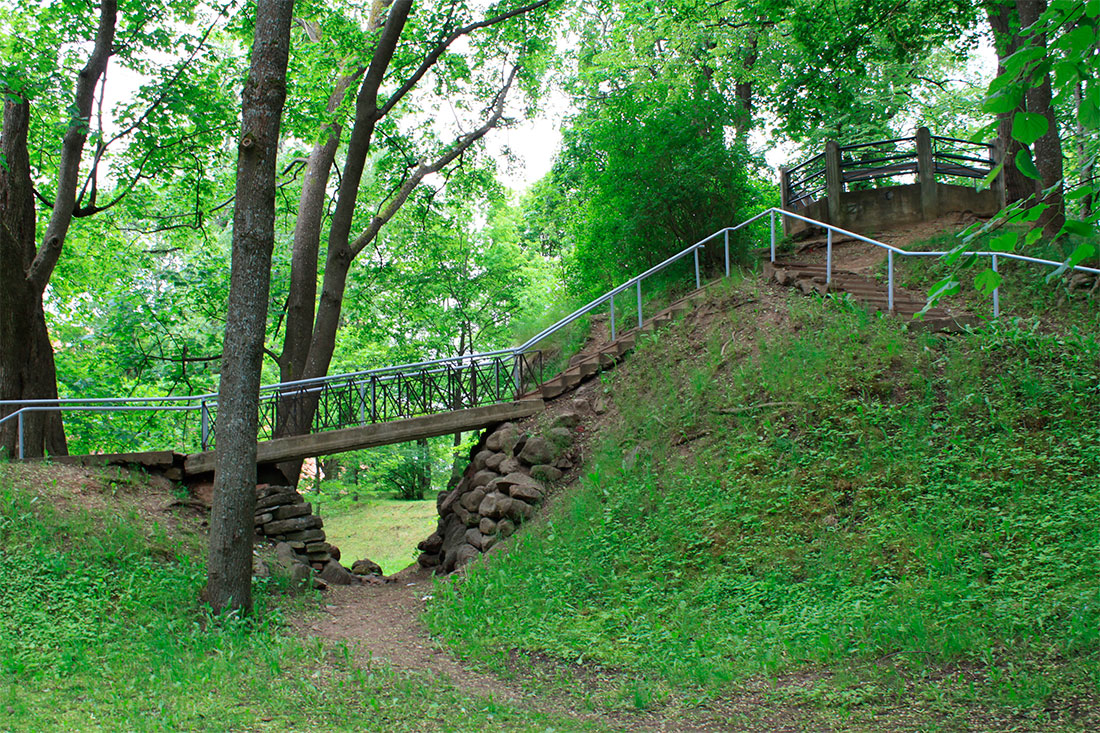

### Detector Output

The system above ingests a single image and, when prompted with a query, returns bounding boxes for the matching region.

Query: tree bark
[206,0,294,615]
[987,0,1035,205]
[0,0,117,457]
[1016,0,1065,236]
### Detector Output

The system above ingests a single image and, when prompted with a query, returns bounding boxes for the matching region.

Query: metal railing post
[512,356,521,396]
[370,376,377,422]
[693,247,701,289]
[826,229,833,286]
[17,411,24,460]
[992,254,1000,318]
[770,210,776,262]
[887,250,895,312]
[200,401,209,451]
[636,280,643,328]
[358,384,367,425]
[610,293,616,341]
[724,230,730,277]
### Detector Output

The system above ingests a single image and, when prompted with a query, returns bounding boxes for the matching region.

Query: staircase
[763,260,978,332]
[529,287,710,399]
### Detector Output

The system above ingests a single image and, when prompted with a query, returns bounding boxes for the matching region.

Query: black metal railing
[201,350,542,450]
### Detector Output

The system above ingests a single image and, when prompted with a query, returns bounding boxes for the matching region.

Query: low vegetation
[428,280,1100,729]
[0,467,591,731]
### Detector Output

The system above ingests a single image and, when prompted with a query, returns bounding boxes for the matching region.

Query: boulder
[263,515,323,536]
[470,469,498,489]
[418,531,444,554]
[530,464,563,484]
[485,452,506,471]
[460,487,486,513]
[465,528,487,550]
[491,472,545,501]
[593,397,609,414]
[442,516,469,554]
[485,423,520,453]
[480,532,498,551]
[418,552,441,568]
[496,519,516,538]
[451,543,480,570]
[479,517,497,535]
[328,543,341,562]
[547,426,573,449]
[498,457,524,475]
[506,498,535,522]
[453,502,477,527]
[319,560,355,586]
[438,489,458,513]
[472,450,494,471]
[272,503,312,521]
[256,491,304,511]
[252,553,271,579]
[351,558,383,576]
[282,528,326,543]
[254,512,274,526]
[555,457,574,471]
[477,491,512,520]
[289,563,313,592]
[518,435,555,466]
[274,542,301,570]
[552,410,580,429]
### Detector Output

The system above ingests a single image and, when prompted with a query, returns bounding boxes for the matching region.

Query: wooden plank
[49,450,180,470]
[184,399,544,475]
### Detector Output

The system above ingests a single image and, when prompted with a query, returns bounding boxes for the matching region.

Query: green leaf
[974,268,1002,296]
[1024,228,1043,247]
[1002,46,1045,76]
[927,276,961,303]
[1066,184,1097,201]
[1066,242,1096,267]
[983,87,1024,114]
[1078,94,1099,129]
[1011,112,1048,145]
[1057,26,1096,56]
[978,160,1004,192]
[1015,148,1041,180]
[1088,0,1099,18]
[990,231,1018,253]
[1010,203,1049,223]
[1061,219,1097,238]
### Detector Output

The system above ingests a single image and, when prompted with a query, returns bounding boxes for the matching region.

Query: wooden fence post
[916,126,938,219]
[824,140,842,227]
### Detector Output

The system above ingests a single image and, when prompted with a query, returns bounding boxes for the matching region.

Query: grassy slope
[428,278,1100,729]
[0,469,596,732]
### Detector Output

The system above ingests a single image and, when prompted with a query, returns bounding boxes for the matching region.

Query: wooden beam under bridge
[183,398,544,476]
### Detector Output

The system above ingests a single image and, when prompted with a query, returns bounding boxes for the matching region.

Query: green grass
[0,468,598,732]
[314,494,438,574]
[427,282,1100,729]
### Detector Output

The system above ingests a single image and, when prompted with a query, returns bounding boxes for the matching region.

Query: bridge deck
[182,398,544,475]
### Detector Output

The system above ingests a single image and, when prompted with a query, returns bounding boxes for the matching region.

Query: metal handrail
[5,207,1096,460]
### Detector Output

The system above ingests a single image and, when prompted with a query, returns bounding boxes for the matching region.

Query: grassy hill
[427,278,1100,730]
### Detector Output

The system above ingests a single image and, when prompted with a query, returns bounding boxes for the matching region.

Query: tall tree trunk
[206,0,294,615]
[987,0,1035,205]
[1016,0,1065,237]
[0,100,65,457]
[0,0,116,458]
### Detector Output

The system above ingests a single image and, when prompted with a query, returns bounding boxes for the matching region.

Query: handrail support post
[17,411,24,460]
[770,211,776,262]
[826,229,833,286]
[636,280,643,329]
[200,401,209,451]
[693,247,701,289]
[724,230,730,277]
[610,293,616,341]
[887,250,895,312]
[992,254,1000,318]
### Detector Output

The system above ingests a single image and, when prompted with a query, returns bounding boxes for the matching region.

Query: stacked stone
[253,485,334,570]
[418,412,577,573]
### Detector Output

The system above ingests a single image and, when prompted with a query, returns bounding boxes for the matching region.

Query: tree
[0,0,241,458]
[205,0,295,616]
[268,0,560,484]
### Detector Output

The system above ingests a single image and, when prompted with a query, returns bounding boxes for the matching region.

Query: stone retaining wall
[417,411,579,572]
